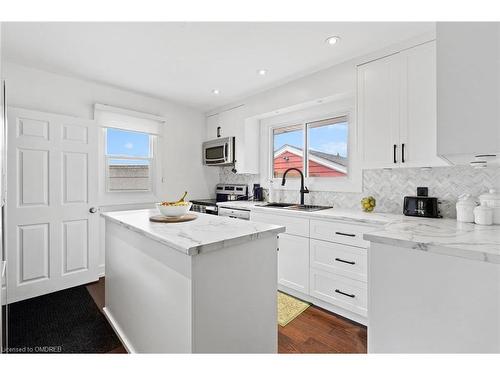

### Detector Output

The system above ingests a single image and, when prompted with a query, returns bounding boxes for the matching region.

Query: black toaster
[403,196,441,218]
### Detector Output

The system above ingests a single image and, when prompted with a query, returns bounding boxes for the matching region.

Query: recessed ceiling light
[325,36,340,46]
[212,89,220,95]
[257,69,267,76]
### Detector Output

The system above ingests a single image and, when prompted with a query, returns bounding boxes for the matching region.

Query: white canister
[474,202,494,225]
[479,189,500,224]
[456,194,477,223]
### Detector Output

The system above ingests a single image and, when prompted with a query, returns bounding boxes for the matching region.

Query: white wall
[2,62,218,201]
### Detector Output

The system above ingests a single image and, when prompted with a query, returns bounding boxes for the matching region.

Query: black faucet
[281,167,309,205]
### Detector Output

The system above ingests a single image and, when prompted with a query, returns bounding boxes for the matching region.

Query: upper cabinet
[437,22,500,166]
[358,40,447,169]
[205,105,260,174]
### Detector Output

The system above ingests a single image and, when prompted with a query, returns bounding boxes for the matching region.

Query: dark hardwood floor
[86,278,367,354]
[278,305,367,353]
[86,278,127,353]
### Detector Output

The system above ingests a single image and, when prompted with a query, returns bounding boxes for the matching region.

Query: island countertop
[364,218,500,264]
[101,209,285,256]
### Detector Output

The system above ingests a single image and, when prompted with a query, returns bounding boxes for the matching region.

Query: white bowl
[156,202,192,217]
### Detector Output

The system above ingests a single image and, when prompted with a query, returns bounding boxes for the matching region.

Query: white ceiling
[2,22,434,111]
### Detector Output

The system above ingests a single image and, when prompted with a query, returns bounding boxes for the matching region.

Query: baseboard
[102,307,134,354]
[279,285,368,326]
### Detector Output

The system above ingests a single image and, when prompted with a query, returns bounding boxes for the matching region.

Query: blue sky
[274,122,348,157]
[107,128,150,165]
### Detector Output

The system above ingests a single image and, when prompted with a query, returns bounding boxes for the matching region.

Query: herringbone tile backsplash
[220,166,500,218]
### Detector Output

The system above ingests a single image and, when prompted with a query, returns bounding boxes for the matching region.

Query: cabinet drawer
[310,219,378,248]
[251,211,309,237]
[310,269,367,317]
[310,239,367,282]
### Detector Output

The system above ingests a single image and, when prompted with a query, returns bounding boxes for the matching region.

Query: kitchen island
[101,209,285,353]
[365,219,500,353]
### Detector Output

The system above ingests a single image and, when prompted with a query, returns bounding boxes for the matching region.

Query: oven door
[203,137,234,165]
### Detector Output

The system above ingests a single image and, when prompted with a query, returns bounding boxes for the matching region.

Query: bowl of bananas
[361,196,376,212]
[157,191,192,217]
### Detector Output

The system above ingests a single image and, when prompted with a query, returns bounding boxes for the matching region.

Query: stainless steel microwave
[202,137,235,166]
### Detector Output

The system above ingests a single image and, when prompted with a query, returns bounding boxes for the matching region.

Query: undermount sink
[261,202,296,208]
[262,203,332,212]
[286,204,332,212]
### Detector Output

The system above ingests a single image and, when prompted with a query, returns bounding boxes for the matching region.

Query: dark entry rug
[7,285,122,353]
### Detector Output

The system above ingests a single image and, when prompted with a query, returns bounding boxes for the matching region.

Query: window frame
[262,101,361,193]
[104,128,155,193]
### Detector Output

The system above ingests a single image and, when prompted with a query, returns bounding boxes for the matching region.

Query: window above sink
[261,99,362,193]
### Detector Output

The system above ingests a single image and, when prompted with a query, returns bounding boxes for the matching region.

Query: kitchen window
[105,128,154,192]
[272,115,349,179]
[273,124,304,178]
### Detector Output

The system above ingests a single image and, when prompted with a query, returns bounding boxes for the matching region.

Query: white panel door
[277,233,309,294]
[399,41,447,168]
[357,53,401,169]
[6,107,99,303]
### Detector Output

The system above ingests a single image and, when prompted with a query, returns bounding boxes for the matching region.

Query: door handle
[89,207,98,214]
[401,143,405,163]
[393,144,397,164]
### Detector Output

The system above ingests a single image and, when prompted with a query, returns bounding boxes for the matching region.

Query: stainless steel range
[190,184,248,216]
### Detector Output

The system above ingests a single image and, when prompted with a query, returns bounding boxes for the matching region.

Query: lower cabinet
[278,234,309,294]
[309,268,368,317]
[252,210,378,324]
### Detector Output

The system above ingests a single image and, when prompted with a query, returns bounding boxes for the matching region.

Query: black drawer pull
[335,289,355,298]
[335,258,355,265]
[335,231,356,237]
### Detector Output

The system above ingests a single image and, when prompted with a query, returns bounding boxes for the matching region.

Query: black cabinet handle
[217,126,221,138]
[335,231,356,237]
[401,143,405,163]
[475,154,496,158]
[335,258,356,265]
[393,144,397,163]
[335,289,355,298]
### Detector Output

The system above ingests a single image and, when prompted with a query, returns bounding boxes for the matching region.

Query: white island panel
[102,209,284,353]
[368,241,500,353]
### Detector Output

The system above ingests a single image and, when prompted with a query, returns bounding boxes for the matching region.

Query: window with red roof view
[272,116,348,178]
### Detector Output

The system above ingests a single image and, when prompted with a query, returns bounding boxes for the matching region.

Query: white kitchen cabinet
[358,40,447,169]
[251,210,376,324]
[357,52,400,169]
[400,41,447,168]
[206,112,220,140]
[310,239,367,282]
[251,211,309,237]
[437,22,500,166]
[277,233,309,294]
[309,268,367,317]
[205,105,259,174]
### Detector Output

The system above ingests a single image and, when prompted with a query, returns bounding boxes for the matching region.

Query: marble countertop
[251,205,400,226]
[230,201,500,264]
[102,209,285,256]
[364,219,500,264]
